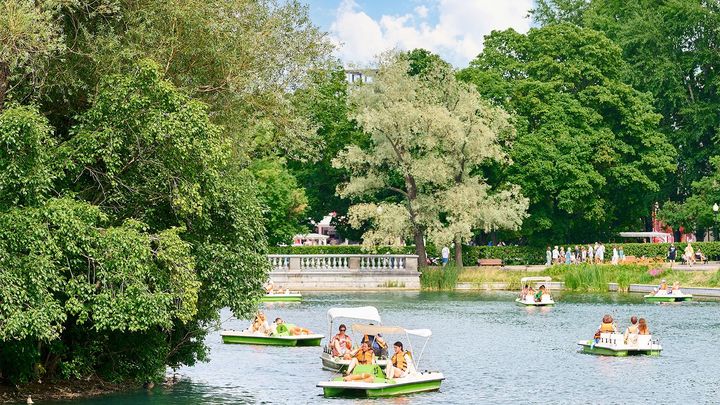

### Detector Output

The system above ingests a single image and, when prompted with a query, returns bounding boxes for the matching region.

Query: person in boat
[594,314,617,340]
[362,328,388,358]
[637,318,650,335]
[344,341,375,376]
[330,324,352,357]
[249,312,270,335]
[671,281,682,295]
[534,285,551,302]
[385,341,416,379]
[520,284,529,300]
[657,279,668,295]
[264,280,274,294]
[624,316,639,345]
[271,317,312,336]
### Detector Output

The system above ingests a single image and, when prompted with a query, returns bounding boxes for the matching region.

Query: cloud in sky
[329,0,533,67]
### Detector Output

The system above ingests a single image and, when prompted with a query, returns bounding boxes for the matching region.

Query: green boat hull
[322,379,443,398]
[579,342,661,357]
[644,296,692,303]
[261,295,302,302]
[221,335,321,346]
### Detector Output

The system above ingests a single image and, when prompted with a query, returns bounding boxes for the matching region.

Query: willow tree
[335,51,528,266]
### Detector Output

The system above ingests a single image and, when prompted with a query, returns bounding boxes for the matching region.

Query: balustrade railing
[267,254,419,272]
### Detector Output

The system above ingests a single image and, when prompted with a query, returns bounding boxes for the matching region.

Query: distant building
[292,213,338,246]
[345,69,377,84]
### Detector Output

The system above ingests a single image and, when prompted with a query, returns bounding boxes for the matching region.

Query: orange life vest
[391,351,410,371]
[355,347,374,365]
[599,322,614,332]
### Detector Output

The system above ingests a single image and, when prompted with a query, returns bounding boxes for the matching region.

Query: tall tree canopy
[0,0,335,386]
[336,51,527,264]
[531,0,720,199]
[458,24,676,243]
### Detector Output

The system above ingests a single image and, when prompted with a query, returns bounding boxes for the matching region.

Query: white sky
[326,0,534,67]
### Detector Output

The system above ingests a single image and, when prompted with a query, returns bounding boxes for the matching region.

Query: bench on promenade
[477,258,503,267]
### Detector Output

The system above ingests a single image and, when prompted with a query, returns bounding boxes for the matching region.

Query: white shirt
[441,247,450,259]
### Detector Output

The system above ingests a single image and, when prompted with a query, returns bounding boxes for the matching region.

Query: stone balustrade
[268,254,419,272]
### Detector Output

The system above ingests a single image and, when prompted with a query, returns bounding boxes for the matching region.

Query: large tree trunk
[0,61,8,111]
[454,234,463,269]
[413,227,427,268]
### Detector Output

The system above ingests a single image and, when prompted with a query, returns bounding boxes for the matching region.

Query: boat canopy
[351,324,432,338]
[327,306,381,324]
[520,276,552,283]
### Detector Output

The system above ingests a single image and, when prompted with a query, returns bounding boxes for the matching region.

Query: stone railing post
[289,257,301,272]
[348,257,361,271]
[405,256,418,271]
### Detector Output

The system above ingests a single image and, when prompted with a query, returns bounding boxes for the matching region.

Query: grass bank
[421,264,720,292]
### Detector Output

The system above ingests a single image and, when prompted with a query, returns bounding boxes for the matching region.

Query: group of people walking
[667,242,705,265]
[546,243,625,266]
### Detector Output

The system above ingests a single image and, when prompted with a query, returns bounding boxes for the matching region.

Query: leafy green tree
[458,24,676,243]
[531,0,720,198]
[289,67,368,225]
[0,62,268,384]
[250,158,309,245]
[336,52,527,265]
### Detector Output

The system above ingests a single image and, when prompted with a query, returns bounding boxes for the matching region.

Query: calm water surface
[58,291,720,404]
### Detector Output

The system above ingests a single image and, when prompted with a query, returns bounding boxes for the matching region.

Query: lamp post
[713,203,719,241]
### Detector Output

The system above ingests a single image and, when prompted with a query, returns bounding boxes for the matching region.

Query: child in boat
[594,314,617,340]
[637,318,650,335]
[345,341,375,376]
[656,280,668,295]
[385,341,416,379]
[249,312,270,335]
[330,324,352,357]
[624,316,639,344]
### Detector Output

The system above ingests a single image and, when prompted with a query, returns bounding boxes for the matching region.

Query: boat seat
[636,335,651,347]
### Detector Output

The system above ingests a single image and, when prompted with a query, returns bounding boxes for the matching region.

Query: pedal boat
[644,292,693,303]
[578,332,662,356]
[221,323,322,346]
[261,292,302,302]
[318,325,443,398]
[318,365,444,398]
[516,277,555,306]
[320,306,387,371]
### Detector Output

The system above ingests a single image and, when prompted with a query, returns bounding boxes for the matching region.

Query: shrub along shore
[419,264,720,292]
[270,242,720,266]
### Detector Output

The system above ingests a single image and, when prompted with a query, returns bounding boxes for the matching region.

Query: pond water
[55,291,720,404]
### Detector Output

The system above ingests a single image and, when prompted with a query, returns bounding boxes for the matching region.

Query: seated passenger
[385,341,416,379]
[520,284,529,300]
[594,314,617,340]
[535,285,551,302]
[656,279,668,295]
[345,341,375,375]
[624,316,639,344]
[671,281,682,295]
[362,331,388,358]
[637,318,650,335]
[272,318,312,336]
[526,287,535,302]
[330,324,352,357]
[249,312,270,335]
